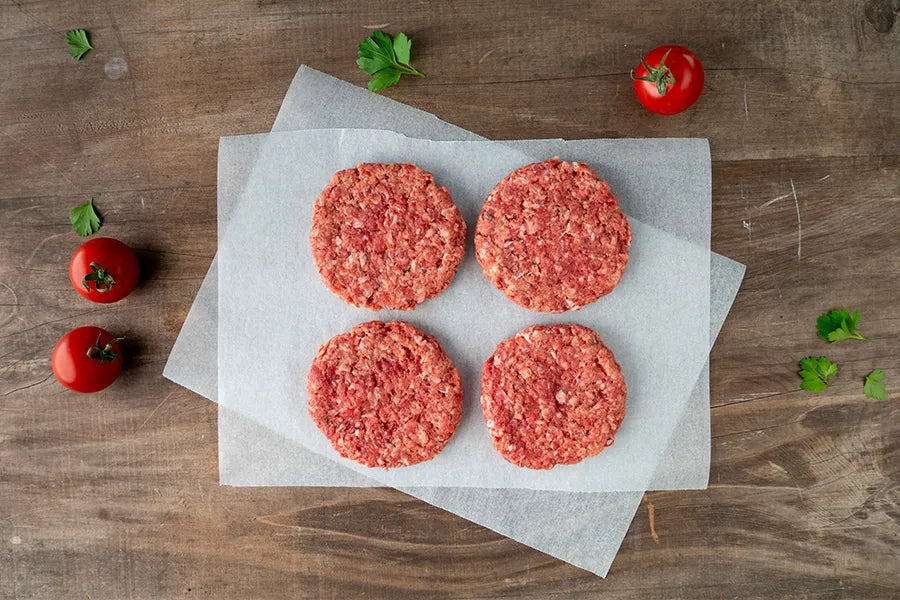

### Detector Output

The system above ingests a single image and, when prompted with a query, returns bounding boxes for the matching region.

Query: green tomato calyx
[634,49,676,96]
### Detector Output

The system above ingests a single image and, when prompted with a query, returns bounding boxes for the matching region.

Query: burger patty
[475,158,631,313]
[307,320,463,468]
[310,163,466,311]
[481,324,627,469]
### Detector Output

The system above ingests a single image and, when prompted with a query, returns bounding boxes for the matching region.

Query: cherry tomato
[52,326,124,393]
[633,45,704,115]
[69,238,139,304]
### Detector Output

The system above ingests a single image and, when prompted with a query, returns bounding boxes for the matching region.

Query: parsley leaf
[368,68,402,91]
[799,356,837,394]
[69,197,102,236]
[357,31,424,91]
[816,309,868,343]
[66,29,94,61]
[392,32,412,64]
[863,369,886,401]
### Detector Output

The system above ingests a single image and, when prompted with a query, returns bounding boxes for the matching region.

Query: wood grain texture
[1,1,898,598]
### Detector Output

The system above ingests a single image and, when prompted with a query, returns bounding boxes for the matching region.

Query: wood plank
[2,1,897,197]
[1,0,898,598]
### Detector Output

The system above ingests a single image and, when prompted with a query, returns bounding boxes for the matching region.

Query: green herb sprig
[357,31,424,92]
[66,29,93,61]
[69,197,102,236]
[799,309,887,400]
[863,369,886,401]
[816,309,868,343]
[799,356,837,394]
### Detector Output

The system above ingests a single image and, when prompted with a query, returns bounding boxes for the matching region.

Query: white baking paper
[213,133,746,494]
[216,129,710,492]
[163,67,729,491]
[162,66,746,576]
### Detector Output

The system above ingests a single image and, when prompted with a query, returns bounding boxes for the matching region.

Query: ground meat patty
[310,163,466,311]
[481,324,627,469]
[475,158,632,313]
[307,321,463,468]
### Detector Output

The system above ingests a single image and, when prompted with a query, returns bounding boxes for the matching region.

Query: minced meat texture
[310,163,466,311]
[475,158,631,313]
[481,324,627,469]
[307,321,463,468]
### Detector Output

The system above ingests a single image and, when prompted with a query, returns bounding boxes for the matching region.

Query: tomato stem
[633,48,676,96]
[82,262,117,293]
[87,333,125,362]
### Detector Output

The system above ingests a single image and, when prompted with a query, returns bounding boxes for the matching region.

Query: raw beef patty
[307,321,463,468]
[475,158,631,313]
[311,163,466,311]
[481,324,627,469]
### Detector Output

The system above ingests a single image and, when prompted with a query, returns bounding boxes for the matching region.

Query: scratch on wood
[791,178,801,260]
[477,49,495,64]
[606,83,622,127]
[767,460,789,476]
[743,83,749,120]
[759,192,792,208]
[0,131,77,187]
[0,307,104,341]
[11,530,19,600]
[741,182,752,240]
[8,205,40,217]
[746,88,789,98]
[1,372,52,397]
[135,390,178,433]
[817,174,832,181]
[0,355,25,375]
[15,232,67,288]
[648,503,659,543]
[102,3,152,187]
[0,281,20,329]
[361,22,390,29]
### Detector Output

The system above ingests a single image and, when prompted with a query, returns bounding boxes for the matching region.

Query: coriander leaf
[69,197,102,236]
[392,32,412,65]
[817,309,868,343]
[66,29,93,61]
[799,356,836,395]
[863,369,886,401]
[368,68,402,92]
[357,31,424,92]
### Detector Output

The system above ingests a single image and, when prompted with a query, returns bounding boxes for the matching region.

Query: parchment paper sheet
[217,129,710,492]
[206,136,743,494]
[163,66,746,576]
[165,68,734,490]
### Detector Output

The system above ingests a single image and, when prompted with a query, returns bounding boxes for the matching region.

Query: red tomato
[52,326,124,393]
[633,45,704,115]
[69,238,139,304]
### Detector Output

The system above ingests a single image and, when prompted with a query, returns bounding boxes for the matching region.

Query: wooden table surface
[2,1,898,598]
